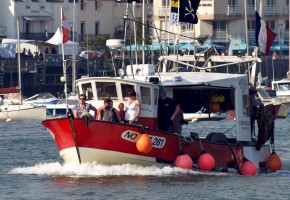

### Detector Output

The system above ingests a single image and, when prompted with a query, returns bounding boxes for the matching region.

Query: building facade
[153,0,289,56]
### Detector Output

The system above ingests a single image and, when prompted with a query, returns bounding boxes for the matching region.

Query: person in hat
[158,87,180,133]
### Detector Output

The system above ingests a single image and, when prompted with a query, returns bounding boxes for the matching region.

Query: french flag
[255,11,277,55]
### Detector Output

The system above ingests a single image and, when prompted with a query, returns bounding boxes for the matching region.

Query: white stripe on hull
[0,105,46,120]
[60,147,167,166]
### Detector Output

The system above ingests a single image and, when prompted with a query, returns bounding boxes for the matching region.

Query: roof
[76,71,247,89]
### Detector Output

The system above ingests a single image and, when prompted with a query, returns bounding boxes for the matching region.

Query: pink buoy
[198,153,215,171]
[241,161,257,176]
[267,152,282,172]
[175,154,193,169]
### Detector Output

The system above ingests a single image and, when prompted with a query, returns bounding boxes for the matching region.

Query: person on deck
[117,103,125,121]
[158,87,181,133]
[72,94,97,119]
[124,90,140,125]
[98,98,121,122]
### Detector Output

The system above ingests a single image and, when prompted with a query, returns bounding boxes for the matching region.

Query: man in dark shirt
[158,87,180,133]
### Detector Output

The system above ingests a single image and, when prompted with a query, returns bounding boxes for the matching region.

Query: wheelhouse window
[140,86,151,105]
[121,83,135,100]
[81,83,94,100]
[96,82,117,100]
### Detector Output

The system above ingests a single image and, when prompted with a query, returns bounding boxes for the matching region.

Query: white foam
[9,162,229,177]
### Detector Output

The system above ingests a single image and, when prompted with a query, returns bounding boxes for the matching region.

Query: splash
[9,162,229,177]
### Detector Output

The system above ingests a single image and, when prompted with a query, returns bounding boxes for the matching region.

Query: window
[96,82,118,100]
[266,20,275,30]
[213,21,226,31]
[95,0,98,10]
[162,0,169,6]
[266,0,276,6]
[81,0,84,10]
[140,86,151,105]
[95,22,99,35]
[228,0,237,6]
[248,0,255,5]
[81,83,94,100]
[121,83,134,100]
[81,21,85,41]
[247,20,255,30]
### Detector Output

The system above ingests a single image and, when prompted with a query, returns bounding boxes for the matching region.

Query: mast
[244,0,249,56]
[122,1,129,69]
[142,0,145,64]
[288,5,290,79]
[16,17,22,103]
[72,0,76,95]
[132,1,138,66]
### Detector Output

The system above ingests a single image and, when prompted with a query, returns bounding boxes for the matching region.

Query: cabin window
[95,82,117,100]
[81,83,94,100]
[121,83,135,100]
[140,86,151,105]
[243,95,250,116]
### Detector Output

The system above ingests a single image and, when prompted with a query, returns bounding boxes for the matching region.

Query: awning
[23,16,52,21]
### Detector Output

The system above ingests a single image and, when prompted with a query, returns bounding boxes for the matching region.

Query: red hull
[42,118,263,172]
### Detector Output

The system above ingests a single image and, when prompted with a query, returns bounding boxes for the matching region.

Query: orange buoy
[267,152,282,172]
[209,103,220,113]
[136,134,153,154]
[198,153,215,171]
[175,154,193,169]
[241,161,257,176]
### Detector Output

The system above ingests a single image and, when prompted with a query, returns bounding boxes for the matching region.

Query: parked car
[79,50,102,59]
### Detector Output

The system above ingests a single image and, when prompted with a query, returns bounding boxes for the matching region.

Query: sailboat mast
[17,17,22,103]
[244,0,249,55]
[132,1,138,66]
[72,0,76,95]
[142,0,145,64]
[288,6,290,79]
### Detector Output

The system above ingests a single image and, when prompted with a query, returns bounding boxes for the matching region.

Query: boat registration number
[121,130,166,149]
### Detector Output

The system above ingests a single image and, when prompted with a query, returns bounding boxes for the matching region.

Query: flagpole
[61,6,68,112]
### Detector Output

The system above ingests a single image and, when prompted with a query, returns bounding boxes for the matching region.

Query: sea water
[1,119,290,200]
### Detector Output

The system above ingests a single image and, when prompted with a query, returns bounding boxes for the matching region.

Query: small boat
[42,57,280,174]
[256,88,287,118]
[183,110,226,122]
[23,92,76,117]
[271,79,290,97]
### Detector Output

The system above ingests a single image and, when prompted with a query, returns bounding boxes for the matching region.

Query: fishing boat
[42,54,281,174]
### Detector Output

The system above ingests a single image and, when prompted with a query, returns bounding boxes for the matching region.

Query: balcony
[154,6,170,17]
[20,32,54,41]
[211,31,230,43]
[264,6,290,16]
[225,5,288,16]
